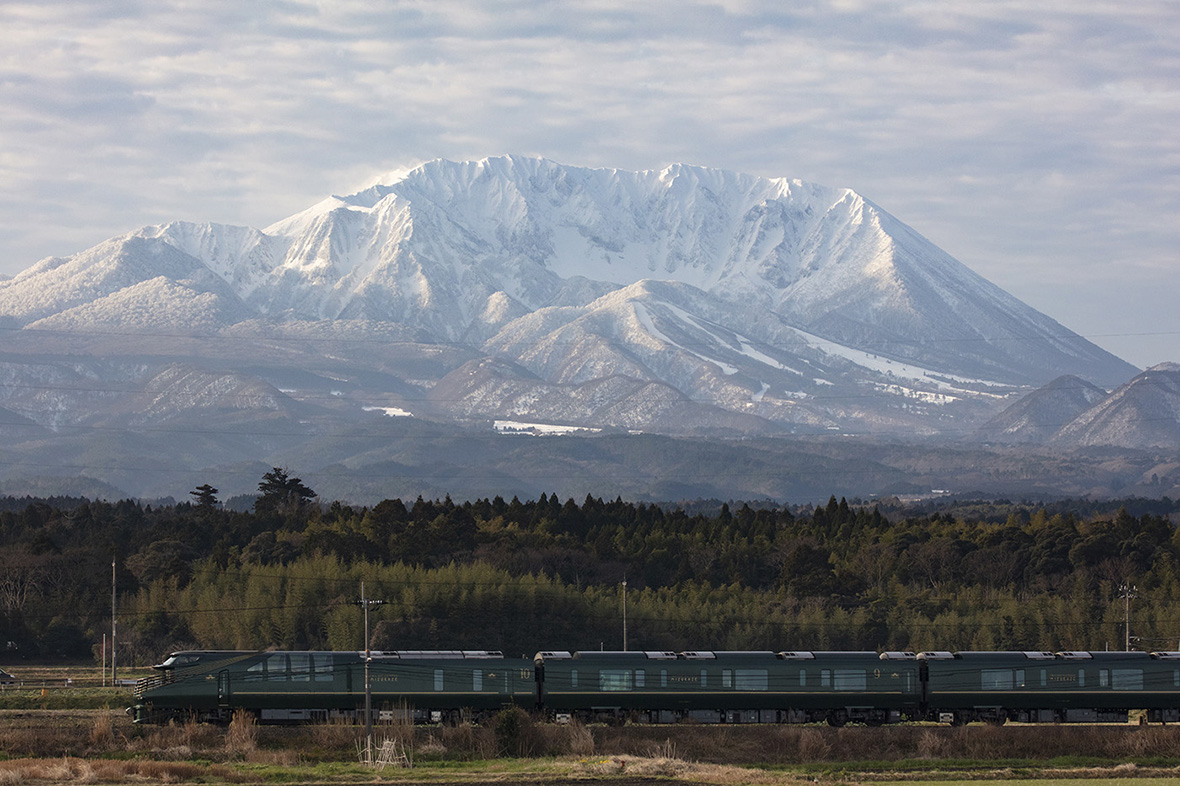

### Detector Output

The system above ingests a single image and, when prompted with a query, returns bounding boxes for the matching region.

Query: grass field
[4,705,1180,784]
[5,666,1180,784]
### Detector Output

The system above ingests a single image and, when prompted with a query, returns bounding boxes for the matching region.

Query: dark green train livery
[919,650,1180,725]
[129,648,1180,725]
[537,650,919,726]
[132,650,534,724]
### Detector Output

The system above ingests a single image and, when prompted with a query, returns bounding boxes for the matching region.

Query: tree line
[1,469,1179,664]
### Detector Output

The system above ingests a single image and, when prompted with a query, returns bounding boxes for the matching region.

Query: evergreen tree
[190,483,220,509]
[254,467,318,517]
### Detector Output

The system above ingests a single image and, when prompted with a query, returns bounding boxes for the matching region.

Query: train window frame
[1078,669,1085,688]
[981,668,1014,690]
[735,669,768,691]
[266,653,288,682]
[700,669,708,687]
[799,669,806,687]
[314,653,333,682]
[722,669,733,689]
[1174,669,1179,688]
[833,669,866,691]
[660,669,668,688]
[434,669,444,691]
[289,653,310,682]
[473,669,483,692]
[635,669,645,689]
[1111,669,1143,690]
[1015,669,1025,688]
[1100,669,1109,687]
[571,669,578,689]
[1040,669,1047,688]
[600,669,632,691]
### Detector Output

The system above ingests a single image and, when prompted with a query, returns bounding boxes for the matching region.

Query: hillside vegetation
[1,482,1179,664]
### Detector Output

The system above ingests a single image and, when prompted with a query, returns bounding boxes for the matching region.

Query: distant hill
[1052,363,1180,449]
[974,364,1180,450]
[974,375,1108,443]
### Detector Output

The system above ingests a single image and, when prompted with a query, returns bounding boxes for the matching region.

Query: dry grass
[0,757,244,784]
[223,709,256,757]
[7,707,1180,779]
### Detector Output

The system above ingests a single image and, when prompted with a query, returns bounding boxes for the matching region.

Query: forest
[2,469,1180,667]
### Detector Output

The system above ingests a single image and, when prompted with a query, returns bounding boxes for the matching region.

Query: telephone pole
[621,578,627,652]
[357,581,384,763]
[1120,583,1137,651]
[111,557,117,684]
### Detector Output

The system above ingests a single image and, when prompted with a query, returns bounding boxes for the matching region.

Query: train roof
[152,651,258,670]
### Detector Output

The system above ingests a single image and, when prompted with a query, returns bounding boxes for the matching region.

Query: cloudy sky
[2,0,1176,368]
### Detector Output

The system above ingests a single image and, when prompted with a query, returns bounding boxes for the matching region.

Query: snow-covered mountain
[1050,363,1180,449]
[971,364,1180,450]
[974,375,1109,443]
[0,156,1147,471]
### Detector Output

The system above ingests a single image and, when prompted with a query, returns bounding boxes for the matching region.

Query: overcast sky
[1,0,1176,368]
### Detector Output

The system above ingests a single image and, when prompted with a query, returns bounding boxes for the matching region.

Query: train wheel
[826,713,846,728]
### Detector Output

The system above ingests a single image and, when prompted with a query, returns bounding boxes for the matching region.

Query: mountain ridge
[0,156,1161,503]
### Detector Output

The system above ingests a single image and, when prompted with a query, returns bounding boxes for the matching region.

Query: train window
[834,670,866,691]
[1174,669,1179,688]
[981,669,1014,690]
[314,653,333,682]
[246,661,264,682]
[661,669,668,688]
[635,669,645,688]
[722,669,733,689]
[267,653,288,682]
[600,669,632,691]
[736,669,768,691]
[1100,669,1109,687]
[799,669,806,687]
[1015,669,1025,688]
[1040,669,1047,688]
[434,669,444,691]
[1078,669,1085,688]
[821,669,831,688]
[1112,669,1143,690]
[571,669,578,689]
[290,653,310,682]
[473,670,483,691]
[701,669,708,687]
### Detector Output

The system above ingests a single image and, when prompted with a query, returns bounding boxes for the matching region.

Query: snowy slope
[1051,364,1180,449]
[973,375,1109,443]
[254,156,1134,385]
[0,155,1145,442]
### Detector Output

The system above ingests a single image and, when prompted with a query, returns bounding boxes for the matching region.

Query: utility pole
[357,581,384,763]
[1120,583,1137,651]
[111,557,117,684]
[621,578,627,652]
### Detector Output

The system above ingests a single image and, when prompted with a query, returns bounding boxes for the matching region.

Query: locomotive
[129,648,1180,726]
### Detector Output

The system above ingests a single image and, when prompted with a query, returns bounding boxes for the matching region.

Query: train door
[217,670,230,708]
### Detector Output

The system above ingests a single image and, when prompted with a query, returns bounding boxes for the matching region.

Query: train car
[922,650,1180,725]
[131,650,535,724]
[535,650,922,725]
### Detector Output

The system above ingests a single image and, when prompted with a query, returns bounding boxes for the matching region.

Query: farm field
[5,703,1180,784]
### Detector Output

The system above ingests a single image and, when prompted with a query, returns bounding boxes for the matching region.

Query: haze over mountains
[0,156,1170,502]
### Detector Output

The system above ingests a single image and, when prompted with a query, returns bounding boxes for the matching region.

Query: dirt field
[5,704,1180,784]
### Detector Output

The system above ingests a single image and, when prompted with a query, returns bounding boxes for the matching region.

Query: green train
[129,648,1180,725]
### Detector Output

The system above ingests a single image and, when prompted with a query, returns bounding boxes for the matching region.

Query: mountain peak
[0,156,1141,442]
